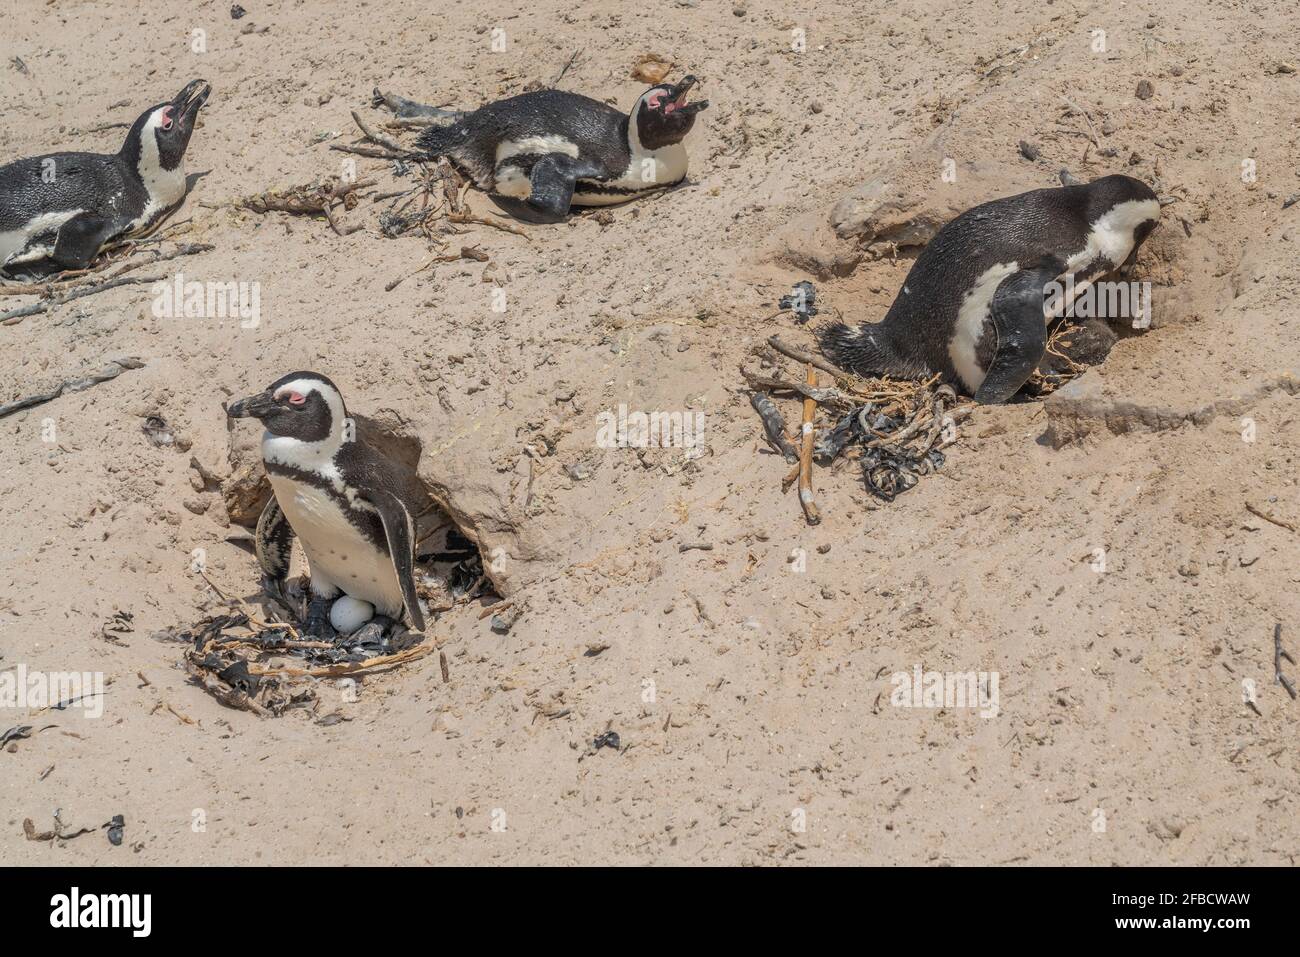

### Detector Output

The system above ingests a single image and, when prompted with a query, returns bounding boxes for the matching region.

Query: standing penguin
[818,175,1161,404]
[0,80,211,276]
[411,76,709,219]
[225,373,428,639]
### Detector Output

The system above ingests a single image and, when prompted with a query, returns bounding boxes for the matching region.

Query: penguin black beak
[226,389,276,420]
[173,79,211,124]
[667,75,709,114]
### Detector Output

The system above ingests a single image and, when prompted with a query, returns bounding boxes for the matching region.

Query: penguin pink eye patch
[646,93,664,110]
[159,107,174,130]
[275,390,308,406]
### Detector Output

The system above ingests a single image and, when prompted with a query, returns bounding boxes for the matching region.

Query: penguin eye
[287,392,307,406]
[645,93,663,110]
[159,108,174,131]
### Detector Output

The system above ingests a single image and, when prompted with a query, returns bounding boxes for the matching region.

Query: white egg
[329,595,374,635]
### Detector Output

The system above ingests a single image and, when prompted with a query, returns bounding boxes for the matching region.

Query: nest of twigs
[155,609,435,719]
[1025,319,1089,396]
[745,335,974,520]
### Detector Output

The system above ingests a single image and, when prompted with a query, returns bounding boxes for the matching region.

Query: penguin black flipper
[370,489,426,632]
[526,154,609,219]
[254,495,294,586]
[51,212,116,270]
[972,265,1055,405]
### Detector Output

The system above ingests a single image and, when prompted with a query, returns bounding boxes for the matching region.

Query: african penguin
[414,76,709,219]
[0,80,211,277]
[818,174,1161,404]
[225,372,429,639]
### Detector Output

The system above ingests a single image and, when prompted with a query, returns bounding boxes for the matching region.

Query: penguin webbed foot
[302,597,338,641]
[339,615,404,659]
[371,87,461,123]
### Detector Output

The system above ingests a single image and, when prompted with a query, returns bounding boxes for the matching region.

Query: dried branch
[798,364,821,525]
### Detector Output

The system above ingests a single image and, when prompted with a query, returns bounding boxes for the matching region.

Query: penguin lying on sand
[407,76,708,219]
[0,80,211,276]
[818,174,1161,404]
[226,373,428,640]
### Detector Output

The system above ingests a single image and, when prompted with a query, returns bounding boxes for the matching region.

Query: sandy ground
[1,0,1298,865]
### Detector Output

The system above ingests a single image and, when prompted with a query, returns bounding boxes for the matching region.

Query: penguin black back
[819,174,1160,403]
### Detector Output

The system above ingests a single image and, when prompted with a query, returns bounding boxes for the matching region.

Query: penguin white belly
[268,475,405,617]
[572,142,688,206]
[950,261,1019,392]
[0,209,83,268]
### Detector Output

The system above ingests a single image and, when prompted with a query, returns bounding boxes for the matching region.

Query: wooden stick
[349,109,407,154]
[447,210,530,239]
[1,275,165,325]
[798,363,821,525]
[767,335,850,380]
[1275,623,1297,700]
[1246,501,1297,533]
[328,143,406,160]
[478,600,512,620]
[250,641,434,678]
[0,357,145,418]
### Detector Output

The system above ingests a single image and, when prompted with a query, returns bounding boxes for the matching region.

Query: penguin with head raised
[817,174,1161,403]
[226,373,428,639]
[0,80,211,276]
[414,76,708,220]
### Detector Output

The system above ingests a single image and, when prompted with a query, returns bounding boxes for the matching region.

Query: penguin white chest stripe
[267,473,405,617]
[950,261,1020,391]
[496,135,579,164]
[1064,198,1161,273]
[0,209,84,267]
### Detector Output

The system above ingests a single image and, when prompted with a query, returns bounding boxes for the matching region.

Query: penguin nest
[155,610,435,719]
[745,363,974,506]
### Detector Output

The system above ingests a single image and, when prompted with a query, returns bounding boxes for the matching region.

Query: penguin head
[633,75,709,150]
[226,372,348,448]
[123,80,211,175]
[1082,174,1162,263]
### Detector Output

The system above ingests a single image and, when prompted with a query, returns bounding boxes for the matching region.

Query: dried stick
[1059,96,1102,149]
[349,109,407,153]
[798,363,821,525]
[329,143,406,160]
[447,210,530,239]
[552,51,581,87]
[742,367,852,406]
[0,242,211,297]
[0,357,145,418]
[251,641,435,678]
[1275,623,1297,700]
[1,275,165,325]
[767,334,850,380]
[1246,501,1297,533]
[749,391,799,463]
